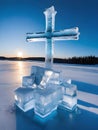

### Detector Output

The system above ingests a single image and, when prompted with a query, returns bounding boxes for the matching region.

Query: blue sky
[0,0,98,58]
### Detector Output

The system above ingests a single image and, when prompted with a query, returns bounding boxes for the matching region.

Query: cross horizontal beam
[26,27,79,42]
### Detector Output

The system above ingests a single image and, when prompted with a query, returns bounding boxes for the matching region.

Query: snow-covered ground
[0,60,98,130]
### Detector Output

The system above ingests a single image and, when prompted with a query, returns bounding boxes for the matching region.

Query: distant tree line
[0,56,98,65]
[0,56,45,61]
[54,56,98,65]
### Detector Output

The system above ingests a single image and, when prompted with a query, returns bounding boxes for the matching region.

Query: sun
[17,52,23,58]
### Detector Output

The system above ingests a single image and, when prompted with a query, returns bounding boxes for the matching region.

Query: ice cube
[62,83,77,96]
[14,87,35,112]
[22,75,35,88]
[60,83,77,111]
[34,84,63,118]
[39,70,60,89]
[60,94,77,111]
[31,66,46,85]
[48,71,60,84]
[40,70,53,87]
[31,66,60,87]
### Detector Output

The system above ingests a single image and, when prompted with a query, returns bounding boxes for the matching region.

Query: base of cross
[14,66,77,118]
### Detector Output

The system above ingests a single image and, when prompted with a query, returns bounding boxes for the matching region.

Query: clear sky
[0,0,98,58]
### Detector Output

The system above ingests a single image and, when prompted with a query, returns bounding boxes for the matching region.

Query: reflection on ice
[17,61,24,82]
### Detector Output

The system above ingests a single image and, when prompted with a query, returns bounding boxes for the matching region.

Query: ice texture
[61,95,77,111]
[34,84,63,117]
[44,6,57,32]
[31,66,60,88]
[26,6,80,69]
[48,71,60,84]
[22,75,35,88]
[40,70,53,88]
[60,83,77,110]
[31,66,46,85]
[45,38,54,68]
[40,70,60,88]
[15,88,35,112]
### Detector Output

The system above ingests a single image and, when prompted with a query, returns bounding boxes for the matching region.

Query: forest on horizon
[0,56,98,65]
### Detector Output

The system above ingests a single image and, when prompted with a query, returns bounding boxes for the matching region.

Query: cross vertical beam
[44,6,56,68]
[45,38,54,68]
[44,6,57,32]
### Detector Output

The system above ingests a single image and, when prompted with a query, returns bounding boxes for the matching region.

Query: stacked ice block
[60,82,77,111]
[31,66,60,86]
[14,66,77,118]
[22,75,35,88]
[34,84,62,117]
[14,87,35,112]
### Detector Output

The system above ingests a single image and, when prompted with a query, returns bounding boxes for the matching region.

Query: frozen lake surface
[0,60,98,130]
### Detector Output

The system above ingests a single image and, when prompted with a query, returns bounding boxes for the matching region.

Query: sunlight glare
[17,52,23,58]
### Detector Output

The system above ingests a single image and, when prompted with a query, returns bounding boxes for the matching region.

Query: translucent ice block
[31,66,60,87]
[14,88,35,112]
[62,83,77,96]
[34,84,63,118]
[40,70,60,88]
[48,71,60,84]
[40,70,53,88]
[22,75,35,88]
[31,66,46,85]
[61,94,77,111]
[60,83,77,111]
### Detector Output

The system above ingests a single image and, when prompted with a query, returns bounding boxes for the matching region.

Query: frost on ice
[15,6,79,118]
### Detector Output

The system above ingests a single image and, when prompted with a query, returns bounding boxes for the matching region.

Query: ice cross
[26,6,79,68]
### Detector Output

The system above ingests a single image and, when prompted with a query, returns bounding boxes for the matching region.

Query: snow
[0,60,98,130]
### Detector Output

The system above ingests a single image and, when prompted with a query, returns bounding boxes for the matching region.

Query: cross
[26,6,80,68]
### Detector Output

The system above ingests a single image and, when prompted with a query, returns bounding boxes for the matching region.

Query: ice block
[15,87,35,112]
[60,83,77,111]
[34,83,63,118]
